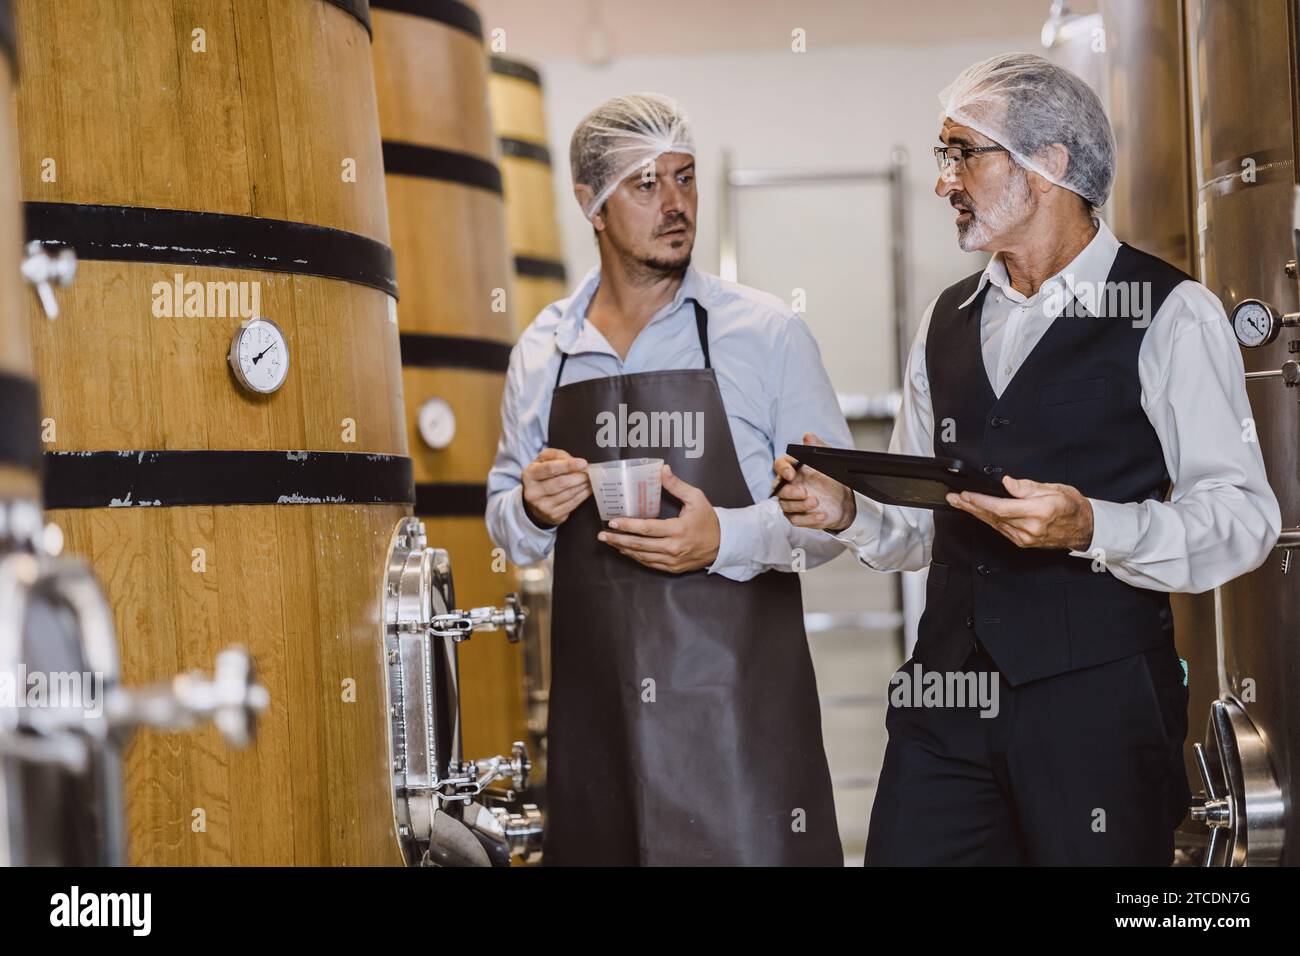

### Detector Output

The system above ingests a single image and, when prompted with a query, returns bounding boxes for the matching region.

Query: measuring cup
[586,458,664,521]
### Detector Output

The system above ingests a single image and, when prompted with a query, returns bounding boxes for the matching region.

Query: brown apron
[543,300,841,866]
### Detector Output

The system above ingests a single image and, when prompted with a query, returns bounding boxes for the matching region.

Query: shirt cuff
[708,505,754,578]
[1068,497,1141,568]
[510,484,558,543]
[823,491,880,552]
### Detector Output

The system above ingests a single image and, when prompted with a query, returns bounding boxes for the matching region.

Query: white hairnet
[938,52,1115,209]
[569,93,696,220]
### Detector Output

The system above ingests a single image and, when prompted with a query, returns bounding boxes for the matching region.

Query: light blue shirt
[486,264,854,582]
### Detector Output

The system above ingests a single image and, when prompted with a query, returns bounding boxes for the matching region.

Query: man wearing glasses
[775,53,1279,865]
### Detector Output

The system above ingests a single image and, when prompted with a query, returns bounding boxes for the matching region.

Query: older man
[777,53,1279,865]
[487,93,851,865]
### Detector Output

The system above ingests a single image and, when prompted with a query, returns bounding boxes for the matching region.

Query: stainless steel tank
[1181,0,1297,865]
[1052,0,1219,856]
[1061,0,1298,864]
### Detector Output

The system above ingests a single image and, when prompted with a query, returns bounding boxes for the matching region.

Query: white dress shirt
[486,264,854,582]
[831,218,1281,593]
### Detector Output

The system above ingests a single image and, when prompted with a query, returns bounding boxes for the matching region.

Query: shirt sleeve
[707,314,856,582]
[1069,280,1281,591]
[485,340,560,565]
[826,296,938,573]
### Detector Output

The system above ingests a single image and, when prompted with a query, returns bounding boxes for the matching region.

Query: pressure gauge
[417,397,456,449]
[229,318,289,394]
[1231,299,1281,349]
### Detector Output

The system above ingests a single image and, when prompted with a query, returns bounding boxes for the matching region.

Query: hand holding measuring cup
[586,457,664,520]
[596,461,722,574]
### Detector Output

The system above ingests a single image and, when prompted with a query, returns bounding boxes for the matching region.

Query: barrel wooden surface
[372,3,527,760]
[0,52,26,380]
[16,0,406,865]
[488,58,568,331]
[0,34,39,505]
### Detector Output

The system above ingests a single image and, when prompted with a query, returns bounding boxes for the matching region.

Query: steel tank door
[1186,0,1298,864]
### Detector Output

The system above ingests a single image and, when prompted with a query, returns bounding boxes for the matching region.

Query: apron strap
[553,296,711,392]
[692,300,712,370]
[554,348,569,390]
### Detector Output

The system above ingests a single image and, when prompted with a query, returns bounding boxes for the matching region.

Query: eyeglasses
[934,144,1007,172]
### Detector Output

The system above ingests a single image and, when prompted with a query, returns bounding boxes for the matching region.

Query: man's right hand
[774,432,857,533]
[522,448,590,527]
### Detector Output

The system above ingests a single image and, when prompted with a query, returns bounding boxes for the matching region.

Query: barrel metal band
[0,371,41,472]
[43,450,415,509]
[413,482,486,517]
[25,202,399,298]
[370,0,482,39]
[382,141,503,194]
[322,0,372,35]
[489,56,542,88]
[400,332,512,372]
[499,137,551,167]
[514,256,567,281]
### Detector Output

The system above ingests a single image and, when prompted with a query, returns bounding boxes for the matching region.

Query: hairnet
[938,52,1115,209]
[569,93,696,220]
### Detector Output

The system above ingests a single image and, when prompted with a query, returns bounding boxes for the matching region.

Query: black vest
[919,242,1192,686]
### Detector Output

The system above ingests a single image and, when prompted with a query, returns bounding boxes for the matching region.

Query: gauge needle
[252,343,276,365]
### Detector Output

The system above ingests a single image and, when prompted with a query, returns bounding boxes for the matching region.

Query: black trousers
[864,640,1191,865]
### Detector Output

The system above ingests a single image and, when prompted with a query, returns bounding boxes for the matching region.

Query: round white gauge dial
[417,397,456,449]
[229,318,290,394]
[1231,299,1280,349]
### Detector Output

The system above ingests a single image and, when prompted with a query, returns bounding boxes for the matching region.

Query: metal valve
[1275,528,1300,574]
[21,240,77,319]
[103,646,269,748]
[6,647,268,774]
[471,739,532,792]
[1190,741,1233,865]
[430,593,526,643]
[440,739,533,802]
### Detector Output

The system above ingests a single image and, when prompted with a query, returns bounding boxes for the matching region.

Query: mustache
[950,193,975,213]
[655,215,693,236]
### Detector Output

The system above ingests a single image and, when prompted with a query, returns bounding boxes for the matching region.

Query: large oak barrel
[16,0,408,865]
[371,0,527,758]
[0,0,38,510]
[488,56,568,332]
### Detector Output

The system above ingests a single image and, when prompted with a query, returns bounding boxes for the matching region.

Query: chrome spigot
[430,593,527,643]
[21,240,77,319]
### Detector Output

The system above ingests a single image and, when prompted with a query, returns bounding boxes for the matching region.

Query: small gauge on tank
[229,318,290,394]
[1231,298,1281,349]
[417,397,457,449]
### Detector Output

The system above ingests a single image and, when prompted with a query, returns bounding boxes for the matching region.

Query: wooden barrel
[16,0,408,865]
[488,56,569,332]
[371,0,527,760]
[0,0,39,509]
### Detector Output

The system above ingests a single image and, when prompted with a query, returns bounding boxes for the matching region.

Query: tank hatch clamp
[383,517,539,866]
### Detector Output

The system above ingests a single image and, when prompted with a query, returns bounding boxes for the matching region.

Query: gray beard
[957,171,1032,251]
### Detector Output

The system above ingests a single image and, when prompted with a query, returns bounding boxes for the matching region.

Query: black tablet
[784,444,1011,511]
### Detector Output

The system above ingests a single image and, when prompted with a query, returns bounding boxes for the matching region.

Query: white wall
[531,37,1042,393]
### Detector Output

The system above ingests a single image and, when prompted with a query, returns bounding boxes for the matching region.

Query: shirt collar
[956,217,1120,317]
[555,264,709,353]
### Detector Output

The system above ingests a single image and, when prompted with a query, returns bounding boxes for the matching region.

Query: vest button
[964,615,974,628]
[976,563,990,575]
[989,416,1004,427]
